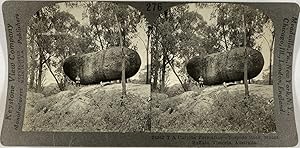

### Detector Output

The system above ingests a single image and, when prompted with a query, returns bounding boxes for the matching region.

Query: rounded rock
[63,47,141,85]
[186,47,264,85]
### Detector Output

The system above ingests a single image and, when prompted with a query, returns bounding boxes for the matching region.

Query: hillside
[151,84,275,133]
[23,83,151,132]
[23,83,275,133]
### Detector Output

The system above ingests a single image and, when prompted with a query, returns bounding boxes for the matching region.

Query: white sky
[43,2,273,86]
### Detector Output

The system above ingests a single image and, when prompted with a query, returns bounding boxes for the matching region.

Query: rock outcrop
[63,47,141,85]
[151,84,275,133]
[23,84,150,132]
[186,47,264,85]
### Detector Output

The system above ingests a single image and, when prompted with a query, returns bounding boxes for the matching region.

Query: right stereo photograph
[149,3,275,133]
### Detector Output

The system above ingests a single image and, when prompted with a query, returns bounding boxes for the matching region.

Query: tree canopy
[26,2,273,93]
[150,3,273,92]
[27,2,144,92]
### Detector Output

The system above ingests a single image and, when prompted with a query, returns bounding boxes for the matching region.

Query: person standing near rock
[75,75,81,87]
[198,76,204,87]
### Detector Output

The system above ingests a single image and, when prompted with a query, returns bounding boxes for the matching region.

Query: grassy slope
[151,84,276,133]
[23,83,150,132]
[23,83,275,133]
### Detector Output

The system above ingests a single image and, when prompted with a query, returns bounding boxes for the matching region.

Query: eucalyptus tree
[210,3,271,96]
[27,4,80,92]
[151,4,210,92]
[66,2,143,50]
[210,3,270,50]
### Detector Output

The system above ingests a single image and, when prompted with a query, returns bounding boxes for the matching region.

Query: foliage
[70,1,143,50]
[27,2,143,92]
[27,5,81,91]
[151,4,212,92]
[210,3,270,50]
[150,3,273,92]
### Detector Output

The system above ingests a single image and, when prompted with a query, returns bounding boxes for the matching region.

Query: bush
[41,83,60,97]
[166,84,185,97]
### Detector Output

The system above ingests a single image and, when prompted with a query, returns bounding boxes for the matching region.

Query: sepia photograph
[23,2,276,133]
[23,2,152,132]
[1,0,299,146]
[150,3,276,133]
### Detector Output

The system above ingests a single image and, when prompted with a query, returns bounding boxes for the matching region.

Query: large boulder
[186,47,264,85]
[63,47,141,85]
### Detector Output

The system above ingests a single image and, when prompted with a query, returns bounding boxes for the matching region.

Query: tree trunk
[152,53,159,91]
[28,37,36,90]
[121,47,126,97]
[35,69,38,89]
[95,25,104,50]
[269,31,275,85]
[152,65,159,91]
[242,14,249,97]
[160,48,167,92]
[146,30,150,84]
[35,12,43,93]
[222,24,228,50]
[151,32,159,91]
[36,47,43,92]
[29,59,36,90]
[115,15,126,98]
[45,59,64,91]
[89,4,104,51]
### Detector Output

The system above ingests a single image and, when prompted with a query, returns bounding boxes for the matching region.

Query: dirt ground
[23,83,151,132]
[23,83,275,133]
[151,84,275,133]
